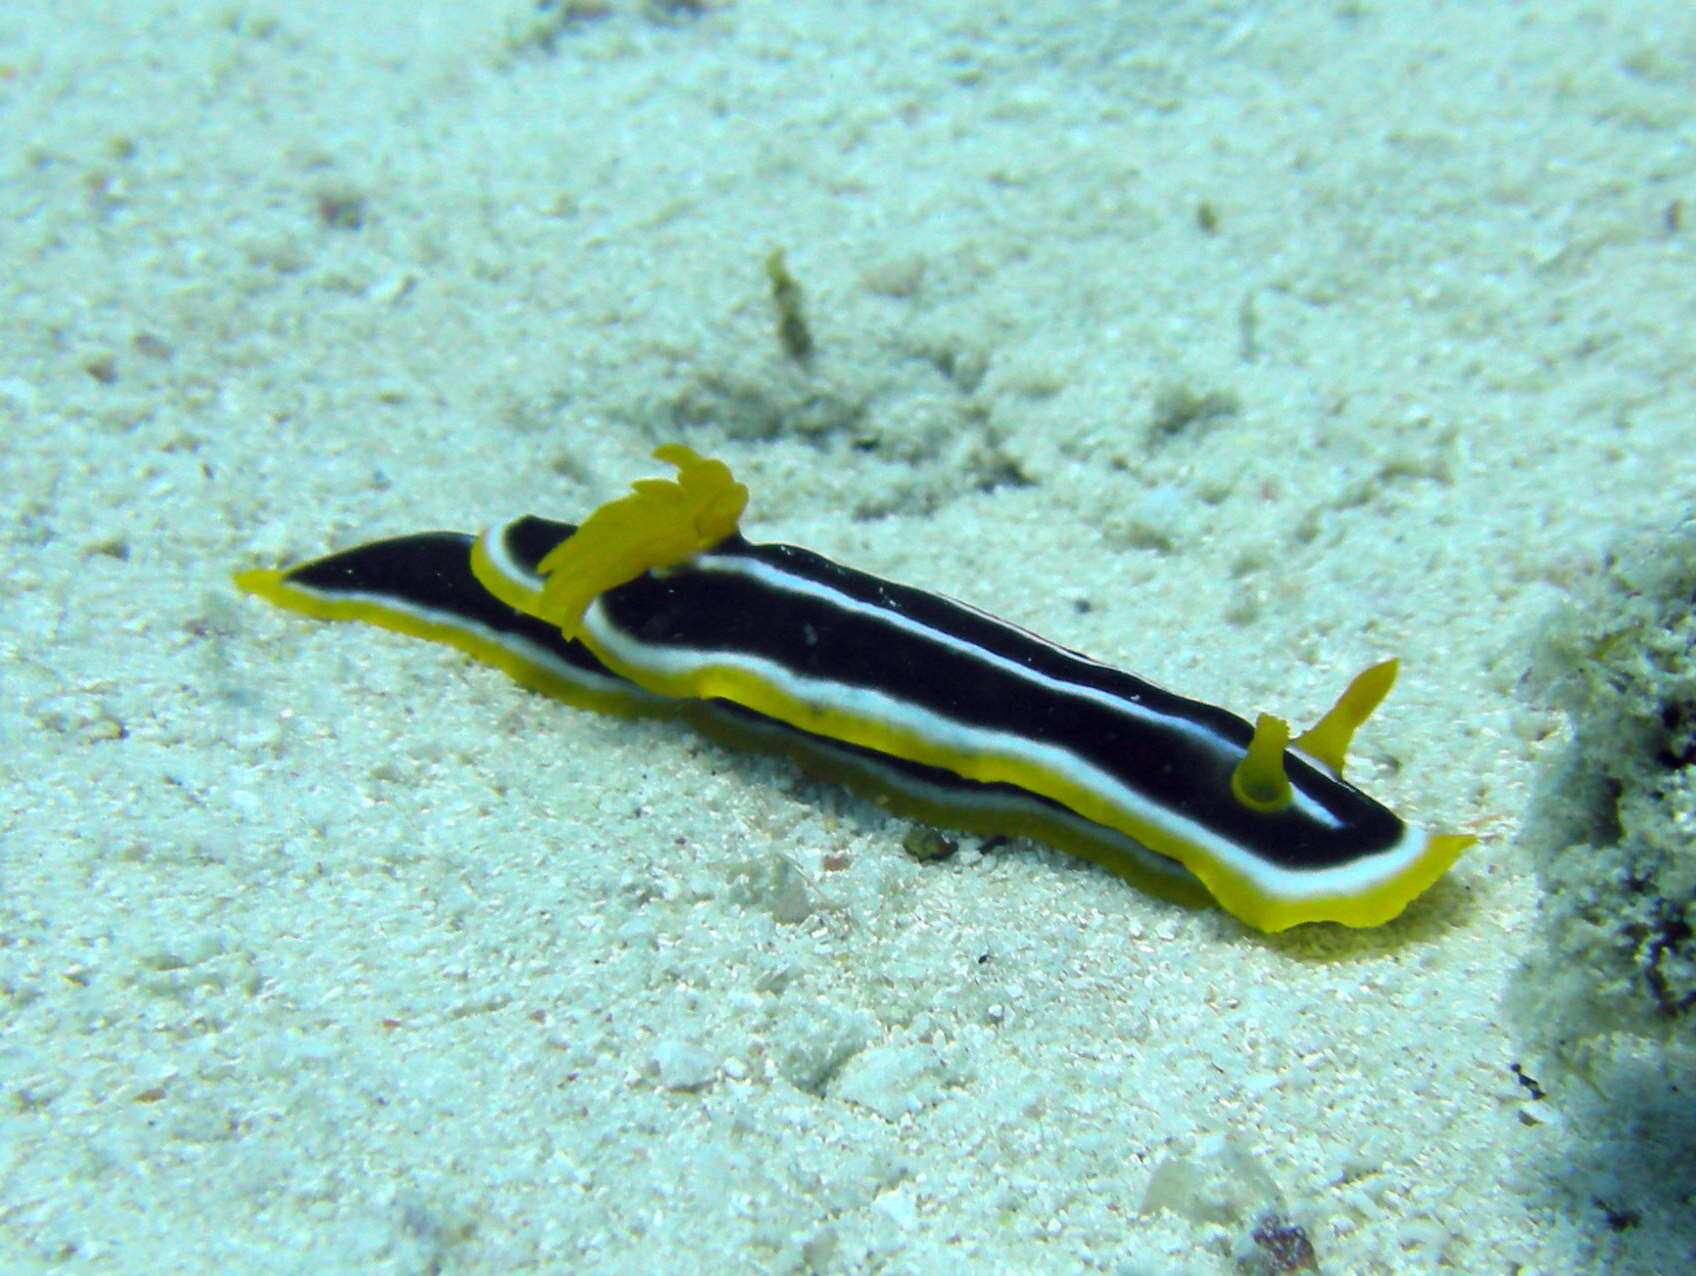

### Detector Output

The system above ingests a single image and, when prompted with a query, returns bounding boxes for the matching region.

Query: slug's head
[1210,659,1474,930]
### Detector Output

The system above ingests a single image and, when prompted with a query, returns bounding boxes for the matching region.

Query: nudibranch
[236,445,1471,931]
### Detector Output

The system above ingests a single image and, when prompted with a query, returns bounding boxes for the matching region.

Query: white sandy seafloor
[3,1,1694,1271]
